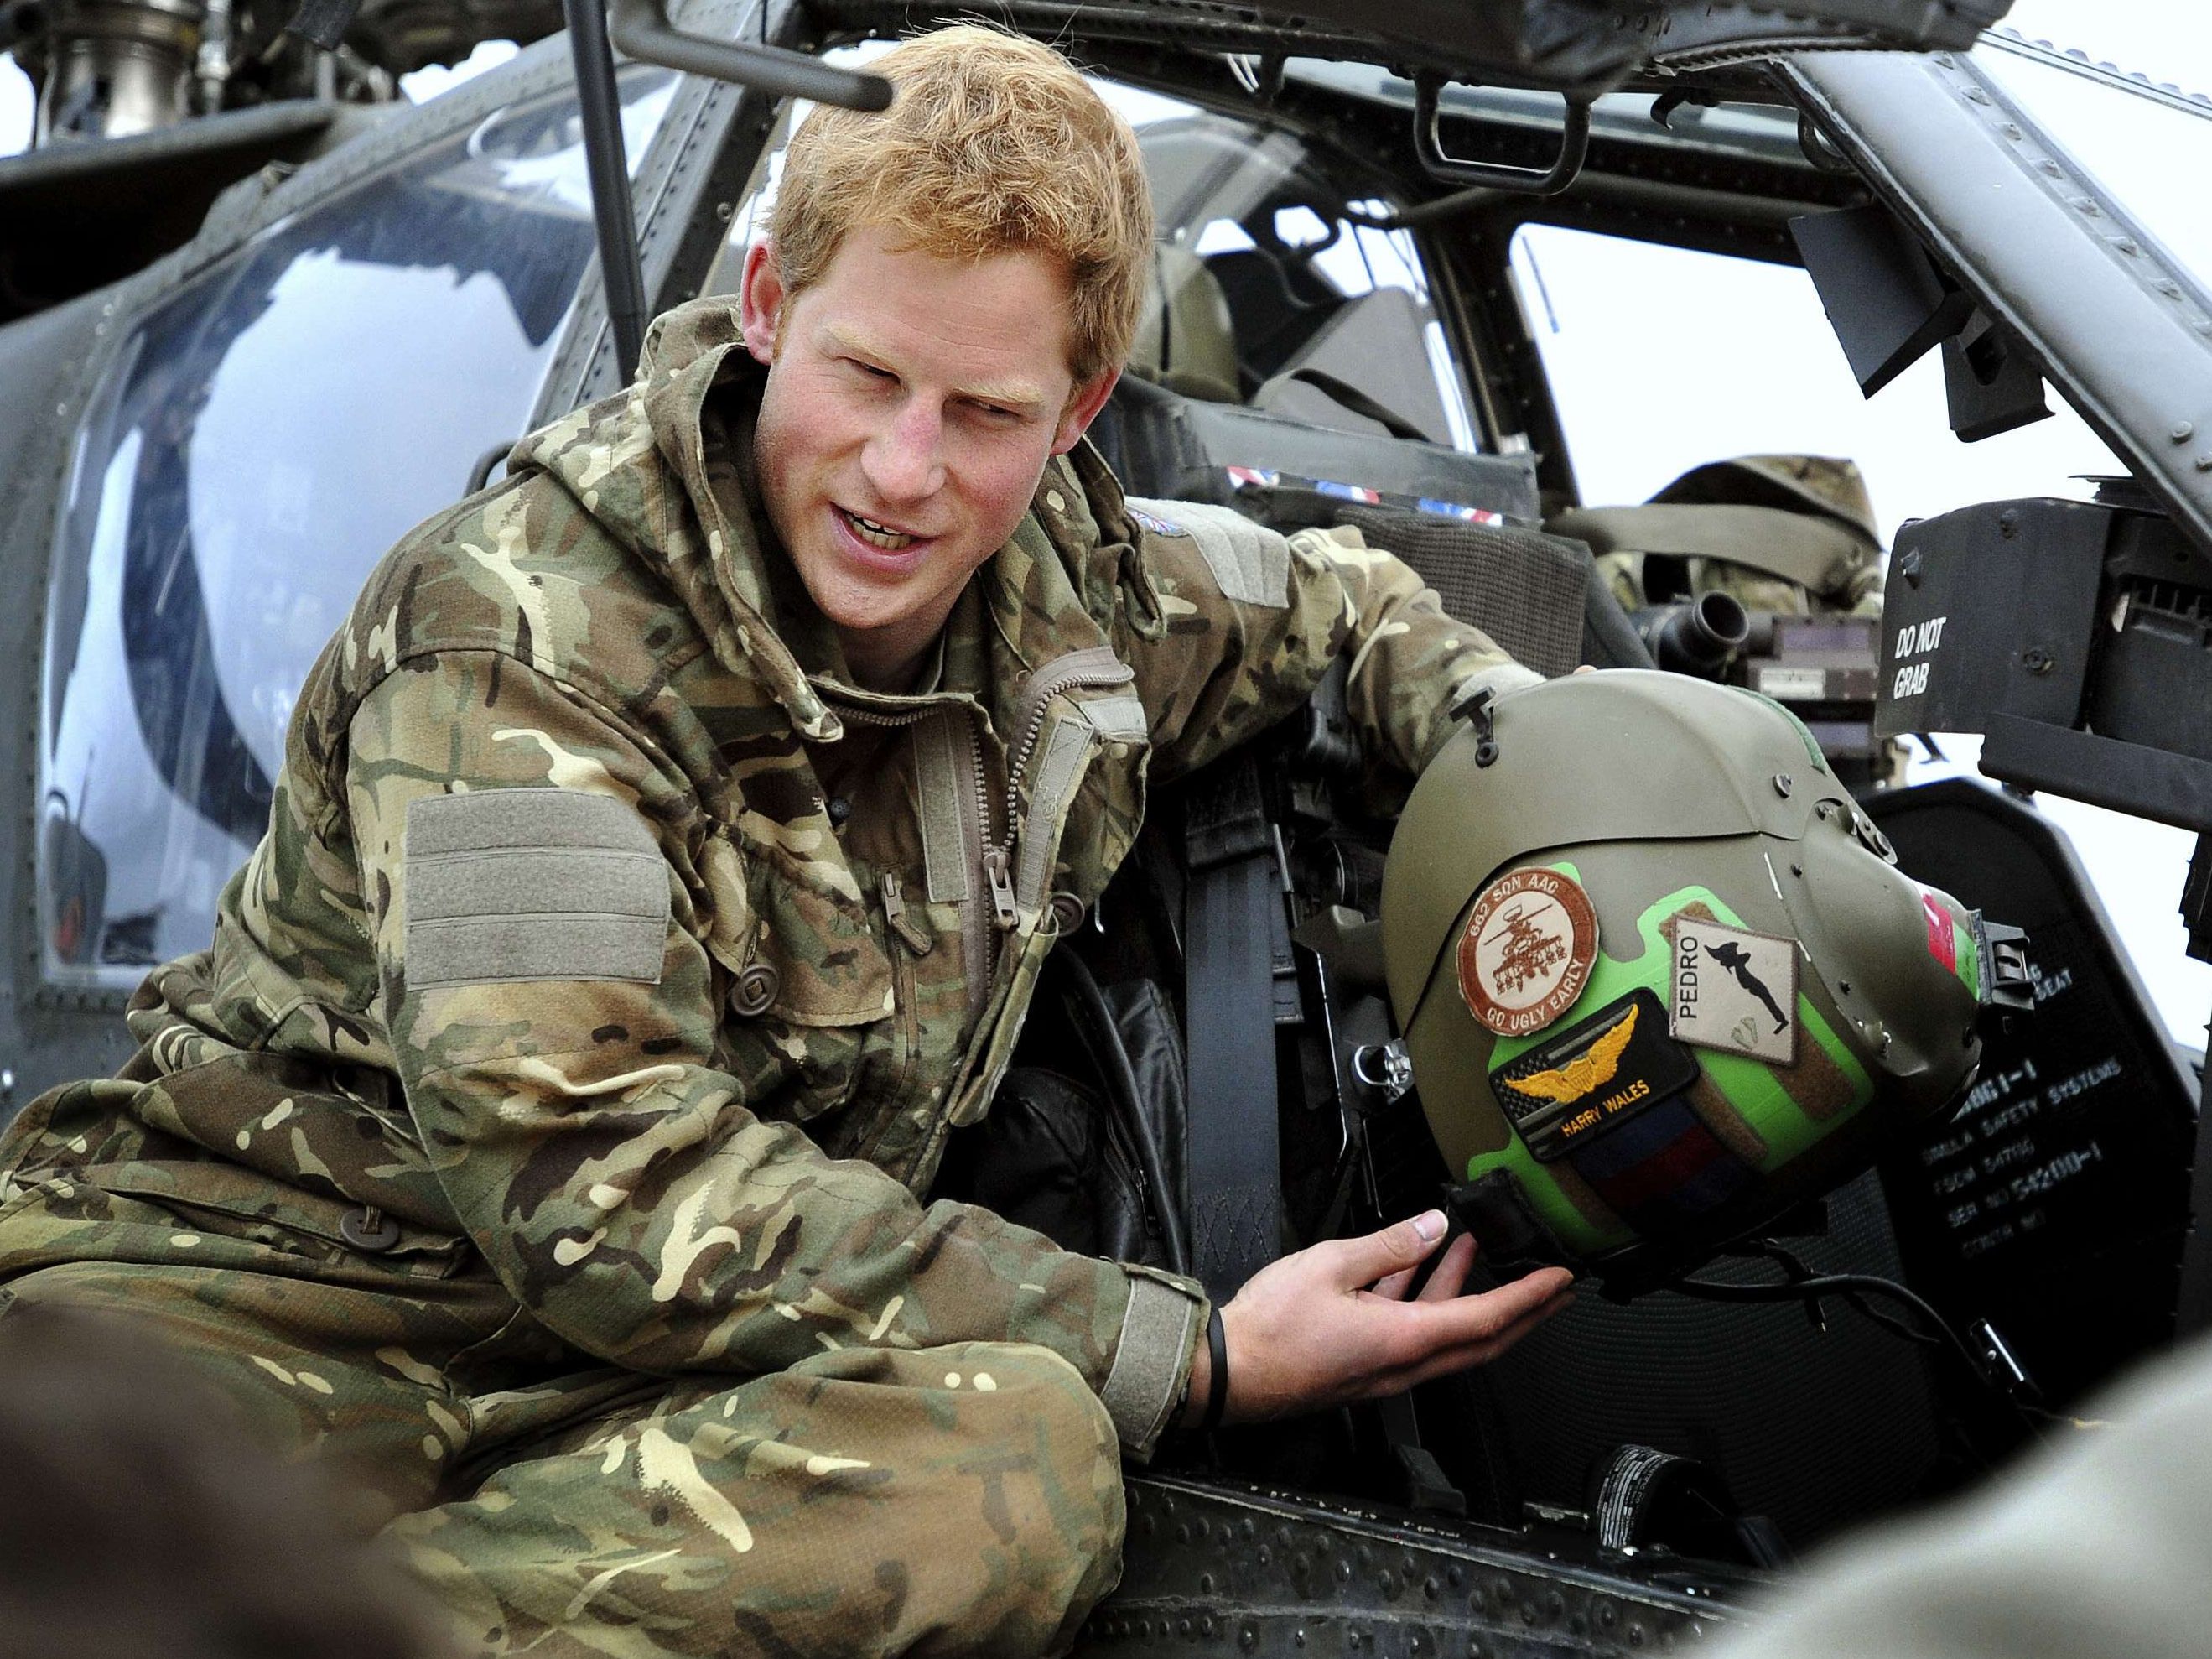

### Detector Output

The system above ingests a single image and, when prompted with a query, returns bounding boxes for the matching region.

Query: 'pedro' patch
[1490,989,1698,1162]
[1670,916,1798,1063]
[1456,866,1599,1037]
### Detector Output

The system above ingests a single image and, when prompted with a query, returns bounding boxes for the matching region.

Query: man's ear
[739,240,787,367]
[1050,367,1122,456]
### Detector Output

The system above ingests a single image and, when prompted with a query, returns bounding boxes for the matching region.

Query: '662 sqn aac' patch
[1670,915,1798,1064]
[1456,866,1599,1037]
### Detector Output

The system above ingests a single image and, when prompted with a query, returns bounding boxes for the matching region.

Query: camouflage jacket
[0,298,1533,1457]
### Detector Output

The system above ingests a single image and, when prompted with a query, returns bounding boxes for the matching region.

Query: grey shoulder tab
[405,788,667,988]
[1126,497,1290,609]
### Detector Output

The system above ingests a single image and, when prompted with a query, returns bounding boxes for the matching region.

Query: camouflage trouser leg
[0,1255,512,1532]
[394,1340,1126,1659]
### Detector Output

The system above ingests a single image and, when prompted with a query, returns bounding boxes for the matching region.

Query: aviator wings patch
[1489,988,1701,1162]
[1500,1001,1639,1104]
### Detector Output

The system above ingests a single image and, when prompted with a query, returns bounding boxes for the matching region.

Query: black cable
[1056,950,1193,1278]
[1668,1266,2047,1433]
[1342,185,1503,231]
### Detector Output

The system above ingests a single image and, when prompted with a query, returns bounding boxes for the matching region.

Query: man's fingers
[1327,1210,1449,1287]
[1397,1286,1576,1391]
[1415,1235,1479,1303]
[1402,1264,1574,1347]
[1373,1266,1417,1300]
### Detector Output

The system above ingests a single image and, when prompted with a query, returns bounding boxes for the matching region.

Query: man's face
[740,226,1116,689]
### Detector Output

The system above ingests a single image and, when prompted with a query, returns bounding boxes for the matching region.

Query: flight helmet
[1381,670,2024,1289]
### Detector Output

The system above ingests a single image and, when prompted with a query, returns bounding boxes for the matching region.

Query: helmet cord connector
[1668,1241,2057,1448]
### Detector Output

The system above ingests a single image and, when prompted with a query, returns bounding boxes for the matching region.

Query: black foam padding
[1473,1168,1942,1550]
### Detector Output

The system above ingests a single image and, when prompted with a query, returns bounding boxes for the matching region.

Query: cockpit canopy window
[38,68,675,986]
[712,71,1481,453]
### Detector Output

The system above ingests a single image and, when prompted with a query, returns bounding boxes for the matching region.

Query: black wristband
[1199,1306,1229,1433]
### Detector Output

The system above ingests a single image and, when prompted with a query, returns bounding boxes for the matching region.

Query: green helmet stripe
[1952,916,1981,996]
[1471,878,1873,1250]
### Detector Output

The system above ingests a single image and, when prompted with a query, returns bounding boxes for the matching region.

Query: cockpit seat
[1128,242,1240,404]
[1551,455,1884,616]
[1252,285,1455,445]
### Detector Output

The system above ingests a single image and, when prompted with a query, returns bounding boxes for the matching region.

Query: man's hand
[1178,1212,1576,1427]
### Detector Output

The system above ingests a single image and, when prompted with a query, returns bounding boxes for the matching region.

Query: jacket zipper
[825,653,1129,1020]
[823,692,995,1013]
[878,872,932,955]
[990,655,1134,918]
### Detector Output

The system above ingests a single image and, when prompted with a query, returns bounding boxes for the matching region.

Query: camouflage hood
[509,297,845,743]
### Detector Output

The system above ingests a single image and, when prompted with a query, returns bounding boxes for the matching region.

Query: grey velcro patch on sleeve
[1127,496,1291,609]
[1099,1272,1203,1456]
[405,789,668,988]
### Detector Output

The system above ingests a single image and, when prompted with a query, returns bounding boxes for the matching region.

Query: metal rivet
[2038,159,2062,176]
[1772,773,1793,798]
[1999,507,2020,538]
[2002,122,2022,138]
[2173,422,2196,442]
[2195,455,2212,472]
[2023,647,2054,673]
[825,795,852,825]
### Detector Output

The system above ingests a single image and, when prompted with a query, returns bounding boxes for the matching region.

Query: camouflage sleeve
[1119,501,1540,800]
[346,650,1202,1455]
